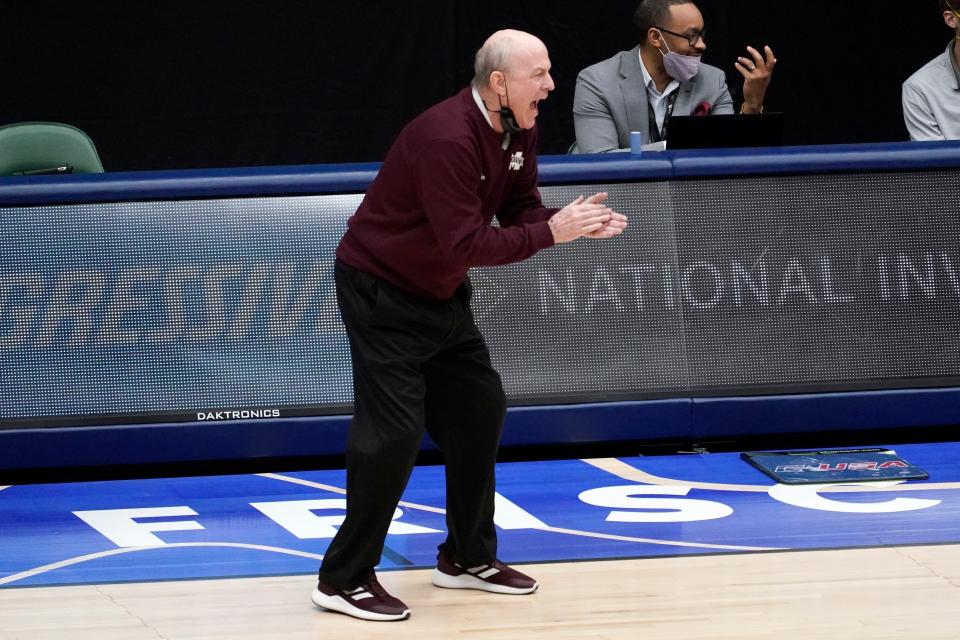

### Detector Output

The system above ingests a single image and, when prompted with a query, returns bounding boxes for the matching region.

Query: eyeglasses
[656,26,706,47]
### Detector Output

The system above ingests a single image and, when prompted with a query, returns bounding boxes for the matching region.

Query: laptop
[667,112,785,150]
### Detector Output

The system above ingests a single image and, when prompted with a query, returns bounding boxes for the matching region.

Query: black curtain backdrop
[1,1,949,171]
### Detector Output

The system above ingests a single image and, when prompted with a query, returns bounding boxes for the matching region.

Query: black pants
[317,261,507,590]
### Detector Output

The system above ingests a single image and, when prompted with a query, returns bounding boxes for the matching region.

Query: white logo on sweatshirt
[509,152,524,171]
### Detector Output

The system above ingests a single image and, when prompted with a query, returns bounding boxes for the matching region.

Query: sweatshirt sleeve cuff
[533,217,557,250]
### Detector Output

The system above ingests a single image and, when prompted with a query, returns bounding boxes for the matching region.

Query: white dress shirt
[640,50,680,136]
[902,41,960,141]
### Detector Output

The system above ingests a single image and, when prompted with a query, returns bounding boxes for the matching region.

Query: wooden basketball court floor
[2,442,960,639]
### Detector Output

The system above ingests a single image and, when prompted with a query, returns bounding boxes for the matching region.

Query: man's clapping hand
[549,192,628,244]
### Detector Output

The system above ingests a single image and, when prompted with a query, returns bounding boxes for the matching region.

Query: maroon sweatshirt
[336,87,559,300]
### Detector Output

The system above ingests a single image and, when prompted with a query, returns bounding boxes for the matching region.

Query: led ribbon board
[1,170,958,427]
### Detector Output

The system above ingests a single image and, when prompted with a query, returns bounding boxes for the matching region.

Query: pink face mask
[657,30,701,82]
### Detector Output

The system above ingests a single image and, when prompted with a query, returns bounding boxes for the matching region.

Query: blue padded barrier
[0,154,676,207]
[538,153,673,184]
[691,388,960,441]
[0,163,382,206]
[0,400,692,470]
[0,156,675,207]
[501,400,691,447]
[5,387,956,469]
[669,140,960,179]
[0,416,350,470]
[7,141,960,207]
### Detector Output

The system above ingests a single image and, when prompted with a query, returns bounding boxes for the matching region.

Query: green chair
[0,122,104,176]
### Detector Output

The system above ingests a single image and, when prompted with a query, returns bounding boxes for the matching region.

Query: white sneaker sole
[311,588,410,622]
[431,569,538,595]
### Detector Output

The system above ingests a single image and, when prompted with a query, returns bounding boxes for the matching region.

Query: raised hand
[736,45,777,114]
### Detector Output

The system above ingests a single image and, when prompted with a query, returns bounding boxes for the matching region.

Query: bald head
[472,29,548,90]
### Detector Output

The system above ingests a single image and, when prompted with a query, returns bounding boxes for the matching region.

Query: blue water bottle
[629,131,643,157]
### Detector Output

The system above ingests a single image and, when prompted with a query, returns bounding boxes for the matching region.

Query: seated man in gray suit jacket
[574,0,777,153]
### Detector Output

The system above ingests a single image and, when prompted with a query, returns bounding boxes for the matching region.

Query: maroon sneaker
[431,551,538,595]
[311,575,411,621]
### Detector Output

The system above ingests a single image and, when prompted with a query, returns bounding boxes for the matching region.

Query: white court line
[257,472,446,514]
[0,542,324,587]
[537,526,775,552]
[585,458,960,493]
[259,472,777,552]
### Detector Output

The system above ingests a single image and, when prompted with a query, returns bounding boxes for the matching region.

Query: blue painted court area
[1,441,959,588]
